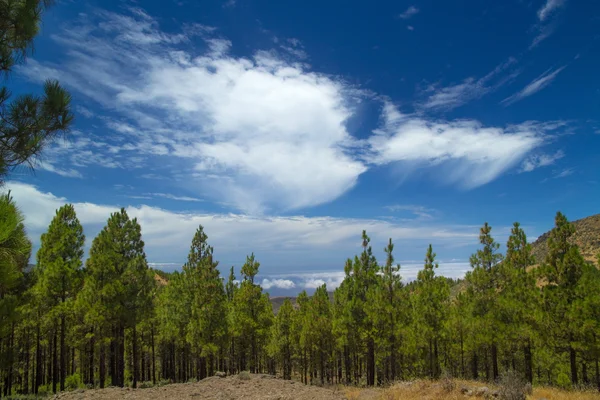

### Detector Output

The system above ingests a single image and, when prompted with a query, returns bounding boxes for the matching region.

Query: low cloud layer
[7,182,486,275]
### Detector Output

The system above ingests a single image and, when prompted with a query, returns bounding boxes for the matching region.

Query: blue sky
[5,0,600,294]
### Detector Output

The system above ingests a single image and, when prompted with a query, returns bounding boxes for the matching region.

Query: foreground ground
[49,374,600,400]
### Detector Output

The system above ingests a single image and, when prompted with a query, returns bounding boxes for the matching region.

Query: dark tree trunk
[151,327,156,384]
[491,343,499,381]
[88,334,95,387]
[472,351,479,380]
[60,315,66,391]
[344,346,351,384]
[367,338,375,386]
[595,357,599,393]
[132,325,138,388]
[24,332,30,395]
[434,338,440,379]
[120,325,125,387]
[99,344,106,389]
[570,345,578,385]
[35,324,42,394]
[524,341,533,384]
[53,325,58,393]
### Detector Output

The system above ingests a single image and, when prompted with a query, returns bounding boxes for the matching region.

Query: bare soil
[51,374,348,400]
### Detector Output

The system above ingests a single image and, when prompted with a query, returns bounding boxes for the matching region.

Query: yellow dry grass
[343,379,600,400]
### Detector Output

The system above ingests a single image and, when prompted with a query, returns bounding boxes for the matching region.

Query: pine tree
[185,226,227,378]
[466,222,503,380]
[34,204,84,392]
[0,192,31,396]
[80,208,148,388]
[499,222,538,383]
[269,298,294,379]
[232,254,272,373]
[413,244,449,378]
[0,1,73,182]
[538,212,585,385]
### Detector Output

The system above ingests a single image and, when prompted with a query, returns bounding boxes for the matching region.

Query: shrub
[440,369,456,392]
[238,371,251,380]
[157,379,171,387]
[138,381,154,389]
[556,372,571,390]
[37,383,51,395]
[497,370,527,400]
[65,373,84,390]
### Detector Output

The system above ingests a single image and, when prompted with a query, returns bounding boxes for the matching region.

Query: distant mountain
[531,213,600,266]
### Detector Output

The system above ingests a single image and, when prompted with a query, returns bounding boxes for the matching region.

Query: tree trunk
[524,341,533,384]
[89,334,95,387]
[491,343,499,381]
[99,344,106,389]
[570,345,578,385]
[472,351,478,380]
[132,325,138,388]
[434,338,440,379]
[151,327,156,384]
[53,324,58,393]
[595,356,599,393]
[118,325,125,387]
[35,324,42,394]
[367,338,375,386]
[60,315,66,391]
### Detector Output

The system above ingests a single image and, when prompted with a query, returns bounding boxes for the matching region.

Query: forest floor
[48,374,600,400]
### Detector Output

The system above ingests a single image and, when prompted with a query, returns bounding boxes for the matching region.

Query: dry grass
[532,385,600,399]
[344,379,600,400]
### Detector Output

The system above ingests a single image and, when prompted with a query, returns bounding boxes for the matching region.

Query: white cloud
[261,278,296,290]
[554,167,573,178]
[367,102,547,188]
[502,66,565,105]
[5,182,485,270]
[19,9,366,213]
[398,6,419,19]
[537,0,566,21]
[149,193,203,202]
[385,205,436,220]
[36,160,83,178]
[421,58,519,111]
[530,0,567,47]
[17,8,566,211]
[520,150,564,172]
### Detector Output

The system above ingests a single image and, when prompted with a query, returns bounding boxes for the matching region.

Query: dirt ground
[50,374,348,400]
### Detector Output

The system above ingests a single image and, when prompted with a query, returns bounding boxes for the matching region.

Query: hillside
[531,213,600,266]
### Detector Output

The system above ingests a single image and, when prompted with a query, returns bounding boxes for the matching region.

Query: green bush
[556,372,571,390]
[138,381,154,389]
[157,379,170,387]
[238,371,251,380]
[65,373,84,390]
[37,384,51,395]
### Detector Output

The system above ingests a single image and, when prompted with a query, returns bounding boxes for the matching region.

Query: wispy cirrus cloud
[367,102,560,189]
[538,0,566,22]
[520,150,564,172]
[398,6,419,20]
[554,167,573,178]
[501,66,565,105]
[384,205,436,220]
[530,0,567,48]
[420,57,519,111]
